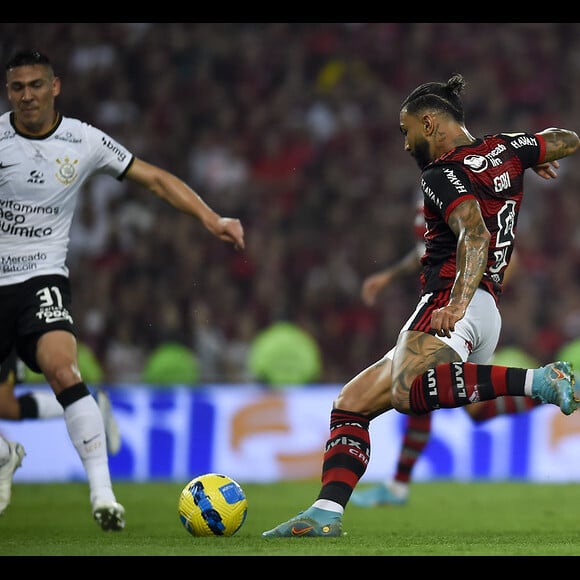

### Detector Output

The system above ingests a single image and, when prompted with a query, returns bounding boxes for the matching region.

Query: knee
[333,367,394,417]
[334,386,377,417]
[47,365,82,394]
[391,384,412,414]
[333,389,359,413]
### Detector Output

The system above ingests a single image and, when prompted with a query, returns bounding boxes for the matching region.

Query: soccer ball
[178,473,248,537]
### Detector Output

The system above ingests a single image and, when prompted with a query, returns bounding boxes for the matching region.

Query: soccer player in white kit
[0,49,245,530]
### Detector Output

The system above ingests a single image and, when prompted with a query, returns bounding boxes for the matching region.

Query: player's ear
[423,113,434,136]
[52,76,61,98]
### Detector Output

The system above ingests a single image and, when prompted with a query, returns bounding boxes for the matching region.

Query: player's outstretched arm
[537,128,580,163]
[126,158,245,250]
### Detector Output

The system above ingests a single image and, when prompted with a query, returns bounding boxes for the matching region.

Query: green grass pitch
[1,480,580,556]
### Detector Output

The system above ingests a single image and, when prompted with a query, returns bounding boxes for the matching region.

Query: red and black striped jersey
[418,132,545,303]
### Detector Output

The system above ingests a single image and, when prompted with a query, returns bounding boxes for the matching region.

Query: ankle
[311,500,343,515]
[389,481,409,499]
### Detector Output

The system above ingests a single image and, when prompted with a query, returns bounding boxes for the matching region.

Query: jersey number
[490,200,516,277]
[36,286,64,309]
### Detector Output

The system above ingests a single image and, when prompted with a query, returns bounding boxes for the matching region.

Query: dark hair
[401,73,466,123]
[5,49,53,72]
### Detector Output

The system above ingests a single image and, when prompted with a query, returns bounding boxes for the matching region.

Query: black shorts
[0,274,76,373]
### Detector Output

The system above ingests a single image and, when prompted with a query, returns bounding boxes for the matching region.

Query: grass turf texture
[1,480,580,556]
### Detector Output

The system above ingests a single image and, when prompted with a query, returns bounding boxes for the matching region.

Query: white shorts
[385,287,502,364]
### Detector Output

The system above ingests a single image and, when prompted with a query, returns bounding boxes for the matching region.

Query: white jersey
[0,111,134,285]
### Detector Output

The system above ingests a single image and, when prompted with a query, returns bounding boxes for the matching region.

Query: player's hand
[430,304,465,338]
[361,272,393,306]
[213,217,245,250]
[533,160,559,180]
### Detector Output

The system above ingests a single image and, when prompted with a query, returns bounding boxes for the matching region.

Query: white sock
[524,369,534,396]
[0,436,10,466]
[312,499,344,514]
[389,480,410,498]
[63,394,116,507]
[30,391,64,418]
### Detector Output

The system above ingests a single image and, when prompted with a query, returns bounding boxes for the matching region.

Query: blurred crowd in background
[3,22,580,386]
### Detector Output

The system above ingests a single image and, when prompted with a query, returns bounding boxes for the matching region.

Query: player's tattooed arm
[430,198,490,337]
[537,128,580,161]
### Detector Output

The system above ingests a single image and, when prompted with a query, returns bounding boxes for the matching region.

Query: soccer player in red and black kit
[263,73,580,537]
[350,197,542,507]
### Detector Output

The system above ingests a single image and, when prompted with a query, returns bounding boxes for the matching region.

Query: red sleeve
[534,132,547,164]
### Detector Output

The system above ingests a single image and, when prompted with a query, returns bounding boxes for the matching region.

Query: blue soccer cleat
[531,361,578,416]
[262,507,342,538]
[350,483,408,507]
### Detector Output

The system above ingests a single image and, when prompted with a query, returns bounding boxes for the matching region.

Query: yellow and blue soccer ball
[178,473,248,537]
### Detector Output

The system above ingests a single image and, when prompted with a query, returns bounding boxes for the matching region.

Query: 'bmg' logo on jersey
[101,136,127,162]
